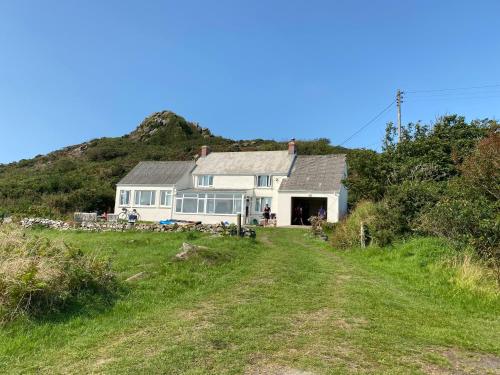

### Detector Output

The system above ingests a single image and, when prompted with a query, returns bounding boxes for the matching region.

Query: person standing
[318,206,326,220]
[295,204,304,225]
[263,203,271,226]
[128,209,139,227]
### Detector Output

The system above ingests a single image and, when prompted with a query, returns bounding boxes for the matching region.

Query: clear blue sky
[1,1,499,163]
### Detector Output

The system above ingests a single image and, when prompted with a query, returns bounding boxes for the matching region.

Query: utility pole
[396,89,403,142]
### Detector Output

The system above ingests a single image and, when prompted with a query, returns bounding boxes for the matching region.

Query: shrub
[309,216,326,237]
[331,201,377,249]
[460,129,499,201]
[417,179,499,280]
[371,181,443,245]
[417,132,499,280]
[0,226,116,323]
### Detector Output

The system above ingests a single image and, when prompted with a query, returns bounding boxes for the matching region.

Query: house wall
[338,184,348,218]
[114,184,175,222]
[195,175,255,190]
[191,174,288,223]
[276,191,339,226]
[171,213,240,225]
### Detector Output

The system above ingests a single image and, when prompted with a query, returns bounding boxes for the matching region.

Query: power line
[406,90,500,98]
[406,94,500,102]
[406,83,500,94]
[339,83,499,148]
[339,100,395,146]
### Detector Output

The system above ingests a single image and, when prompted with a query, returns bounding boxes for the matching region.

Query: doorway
[291,197,327,225]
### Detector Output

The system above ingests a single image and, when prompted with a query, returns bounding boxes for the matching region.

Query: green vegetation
[0,229,498,374]
[0,226,116,323]
[343,116,499,272]
[0,109,498,372]
[0,111,348,217]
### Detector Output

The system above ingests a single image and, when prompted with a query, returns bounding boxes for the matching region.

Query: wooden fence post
[360,221,366,248]
[237,214,242,237]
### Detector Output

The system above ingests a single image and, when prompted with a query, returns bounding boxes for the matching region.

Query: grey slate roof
[117,161,195,185]
[194,151,295,175]
[279,155,346,193]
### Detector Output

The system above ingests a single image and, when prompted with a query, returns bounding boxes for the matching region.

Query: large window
[119,190,131,206]
[160,190,173,207]
[176,192,243,215]
[256,175,272,187]
[255,197,272,212]
[134,190,156,206]
[197,175,214,187]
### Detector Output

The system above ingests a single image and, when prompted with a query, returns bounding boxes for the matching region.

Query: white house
[114,141,347,226]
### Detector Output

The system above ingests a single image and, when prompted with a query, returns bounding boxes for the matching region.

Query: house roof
[117,161,195,185]
[279,154,346,193]
[194,150,295,175]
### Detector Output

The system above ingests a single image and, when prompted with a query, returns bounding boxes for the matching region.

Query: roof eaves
[278,188,340,194]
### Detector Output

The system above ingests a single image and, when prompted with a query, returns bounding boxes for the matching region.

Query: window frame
[159,190,173,207]
[255,197,272,212]
[134,190,156,207]
[175,192,243,215]
[119,190,131,206]
[256,175,272,188]
[197,175,214,188]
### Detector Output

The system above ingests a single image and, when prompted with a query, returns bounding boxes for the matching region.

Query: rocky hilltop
[129,111,212,142]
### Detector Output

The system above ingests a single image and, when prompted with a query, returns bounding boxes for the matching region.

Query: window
[255,197,272,212]
[197,175,213,187]
[256,175,272,187]
[119,190,131,206]
[134,190,156,206]
[160,190,172,207]
[175,192,243,215]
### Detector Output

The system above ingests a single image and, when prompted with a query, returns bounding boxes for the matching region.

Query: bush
[331,201,377,249]
[371,181,443,245]
[0,226,116,323]
[418,179,499,277]
[417,132,499,281]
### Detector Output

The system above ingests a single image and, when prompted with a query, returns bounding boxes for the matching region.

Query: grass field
[0,228,498,374]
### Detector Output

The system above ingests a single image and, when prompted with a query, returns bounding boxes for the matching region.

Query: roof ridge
[208,150,289,154]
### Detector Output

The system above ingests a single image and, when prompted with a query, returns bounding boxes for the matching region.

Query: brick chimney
[200,145,210,158]
[288,139,297,155]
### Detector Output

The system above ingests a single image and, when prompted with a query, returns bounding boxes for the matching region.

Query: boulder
[175,242,208,260]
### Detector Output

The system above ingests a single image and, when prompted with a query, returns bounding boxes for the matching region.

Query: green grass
[0,229,498,374]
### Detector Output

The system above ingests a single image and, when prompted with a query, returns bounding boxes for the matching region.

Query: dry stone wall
[19,218,256,238]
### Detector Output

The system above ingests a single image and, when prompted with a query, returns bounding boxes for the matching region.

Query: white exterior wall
[276,191,340,226]
[192,174,287,223]
[114,184,175,222]
[171,213,240,224]
[195,175,255,190]
[338,184,348,219]
[115,175,348,226]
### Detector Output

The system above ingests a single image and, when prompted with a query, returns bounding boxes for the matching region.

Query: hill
[0,111,350,217]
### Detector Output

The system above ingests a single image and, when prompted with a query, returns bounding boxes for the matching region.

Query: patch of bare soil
[245,364,316,375]
[420,347,500,375]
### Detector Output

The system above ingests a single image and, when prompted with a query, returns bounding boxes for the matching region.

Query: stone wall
[19,218,256,238]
